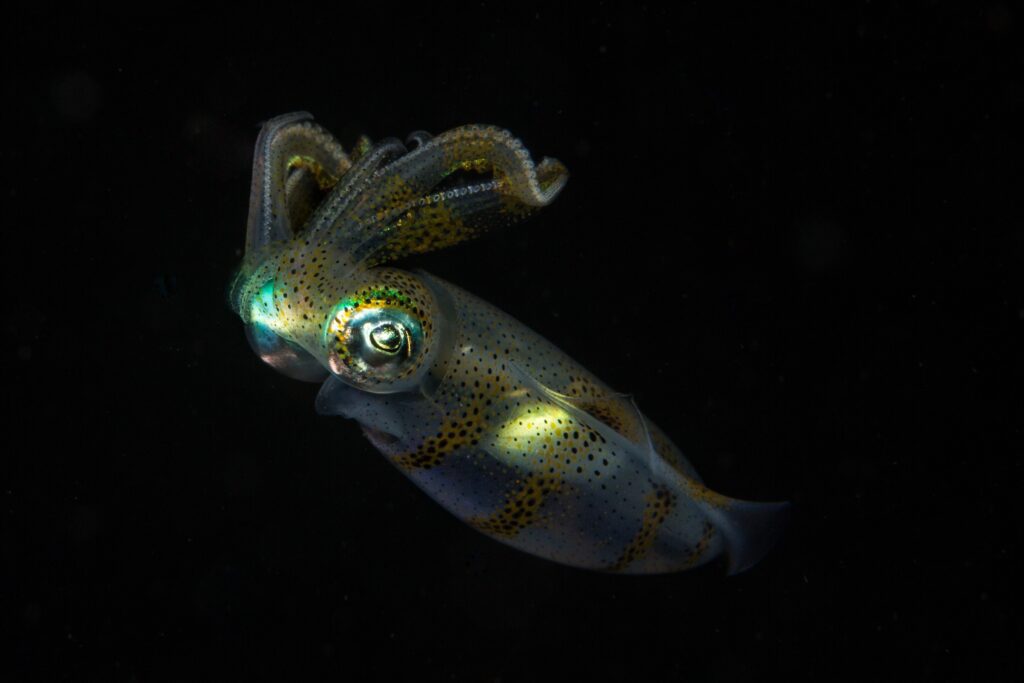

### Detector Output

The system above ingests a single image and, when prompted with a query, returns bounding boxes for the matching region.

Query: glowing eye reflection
[367,322,408,355]
[324,300,426,389]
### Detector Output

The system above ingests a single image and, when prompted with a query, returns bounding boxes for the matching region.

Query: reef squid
[230,112,787,574]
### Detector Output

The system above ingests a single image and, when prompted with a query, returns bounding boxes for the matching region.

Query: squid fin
[508,362,789,573]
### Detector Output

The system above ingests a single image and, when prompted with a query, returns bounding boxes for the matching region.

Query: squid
[230,112,787,574]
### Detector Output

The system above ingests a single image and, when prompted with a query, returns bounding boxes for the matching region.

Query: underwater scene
[5,5,1017,682]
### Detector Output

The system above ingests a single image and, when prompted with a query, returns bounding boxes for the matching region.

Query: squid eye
[324,301,429,392]
[237,279,328,382]
[322,274,442,393]
[368,322,408,355]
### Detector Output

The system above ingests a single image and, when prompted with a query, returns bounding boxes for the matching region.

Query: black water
[5,5,1019,681]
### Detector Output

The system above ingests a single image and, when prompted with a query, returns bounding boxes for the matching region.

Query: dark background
[4,4,1019,681]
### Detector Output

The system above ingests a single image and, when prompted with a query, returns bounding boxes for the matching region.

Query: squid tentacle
[245,112,351,252]
[305,137,409,237]
[355,125,568,219]
[331,126,569,265]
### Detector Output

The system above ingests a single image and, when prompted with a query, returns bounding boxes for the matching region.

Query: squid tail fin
[699,495,791,574]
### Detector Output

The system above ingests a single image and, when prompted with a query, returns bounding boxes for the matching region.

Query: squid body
[231,112,787,574]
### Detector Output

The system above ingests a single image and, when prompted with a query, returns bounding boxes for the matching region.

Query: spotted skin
[469,473,563,539]
[608,485,677,572]
[234,112,787,575]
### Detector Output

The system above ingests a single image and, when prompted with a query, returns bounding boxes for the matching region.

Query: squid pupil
[369,323,405,354]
